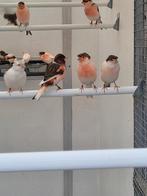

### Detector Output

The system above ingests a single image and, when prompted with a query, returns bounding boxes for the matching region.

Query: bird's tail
[3,13,17,26]
[32,86,47,101]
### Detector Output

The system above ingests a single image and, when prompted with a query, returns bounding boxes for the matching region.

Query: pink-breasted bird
[77,52,97,97]
[101,55,120,90]
[82,0,102,25]
[16,1,32,35]
[39,51,54,64]
[32,54,66,100]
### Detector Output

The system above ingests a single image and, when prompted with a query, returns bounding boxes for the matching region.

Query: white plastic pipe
[0,24,114,32]
[0,2,108,8]
[0,86,137,99]
[0,148,146,172]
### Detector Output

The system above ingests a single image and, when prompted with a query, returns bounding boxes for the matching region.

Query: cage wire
[134,0,147,195]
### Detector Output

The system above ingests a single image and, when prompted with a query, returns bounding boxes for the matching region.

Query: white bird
[101,55,120,90]
[4,59,27,93]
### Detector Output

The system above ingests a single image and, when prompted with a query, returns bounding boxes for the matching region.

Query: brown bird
[32,54,66,100]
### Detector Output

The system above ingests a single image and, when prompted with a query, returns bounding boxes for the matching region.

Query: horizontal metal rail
[0,86,138,99]
[0,148,146,172]
[0,23,115,32]
[0,1,111,8]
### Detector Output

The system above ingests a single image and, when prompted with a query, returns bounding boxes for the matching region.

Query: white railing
[0,148,146,172]
[0,86,137,99]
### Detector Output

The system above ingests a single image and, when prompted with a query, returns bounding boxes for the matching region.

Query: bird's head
[77,52,91,63]
[0,50,8,57]
[54,53,66,64]
[6,54,16,64]
[81,0,92,6]
[106,55,118,63]
[13,59,26,70]
[17,2,25,9]
[39,51,54,64]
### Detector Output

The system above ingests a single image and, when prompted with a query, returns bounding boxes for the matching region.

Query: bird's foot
[8,88,12,96]
[90,21,93,25]
[18,23,23,32]
[95,19,103,29]
[93,84,97,92]
[114,83,119,92]
[102,86,108,93]
[19,88,23,94]
[26,30,32,36]
[80,84,84,93]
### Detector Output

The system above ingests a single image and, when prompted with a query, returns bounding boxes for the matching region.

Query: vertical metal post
[62,1,73,196]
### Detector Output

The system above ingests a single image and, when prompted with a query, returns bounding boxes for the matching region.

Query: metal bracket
[107,0,113,9]
[113,13,120,31]
[133,79,144,98]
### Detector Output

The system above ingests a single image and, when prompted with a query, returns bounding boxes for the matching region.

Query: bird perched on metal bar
[16,1,32,35]
[4,59,27,94]
[77,52,97,97]
[0,50,16,64]
[2,7,17,26]
[32,53,66,100]
[3,12,17,26]
[101,55,120,91]
[82,0,102,25]
[0,50,8,61]
[39,51,54,64]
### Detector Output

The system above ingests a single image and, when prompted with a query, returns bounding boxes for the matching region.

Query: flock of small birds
[0,0,120,100]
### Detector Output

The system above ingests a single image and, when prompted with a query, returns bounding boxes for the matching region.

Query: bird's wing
[40,62,65,85]
[92,3,99,12]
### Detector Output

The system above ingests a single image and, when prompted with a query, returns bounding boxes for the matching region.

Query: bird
[3,7,17,26]
[32,53,66,100]
[16,1,32,35]
[0,50,16,64]
[101,55,120,91]
[39,51,54,64]
[81,0,102,25]
[5,54,16,64]
[0,50,8,61]
[4,59,27,93]
[77,52,97,97]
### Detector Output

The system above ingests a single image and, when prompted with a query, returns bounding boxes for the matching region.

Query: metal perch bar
[0,86,138,99]
[0,148,146,172]
[0,1,112,8]
[0,23,116,32]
